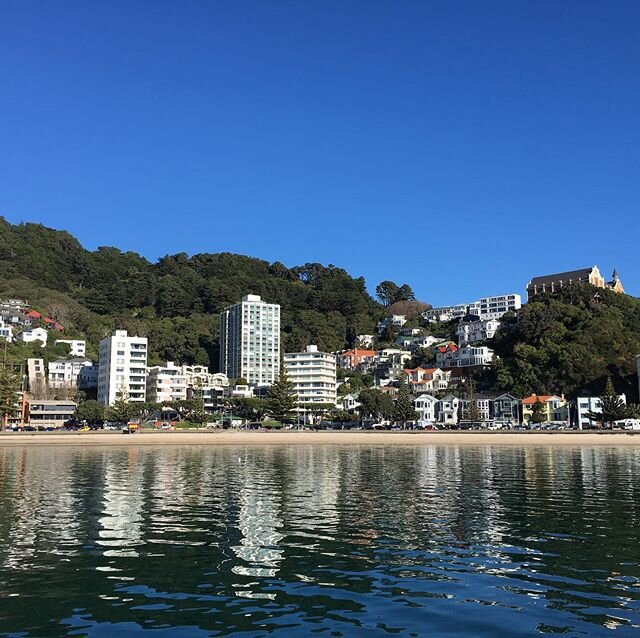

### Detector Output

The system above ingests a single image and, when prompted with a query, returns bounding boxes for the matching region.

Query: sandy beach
[0,430,639,447]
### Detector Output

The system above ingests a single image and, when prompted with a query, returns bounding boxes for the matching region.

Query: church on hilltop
[526,265,624,301]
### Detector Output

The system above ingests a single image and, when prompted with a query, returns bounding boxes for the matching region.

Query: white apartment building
[55,339,86,357]
[146,361,188,404]
[284,345,337,408]
[455,346,495,367]
[16,327,48,346]
[220,294,281,387]
[423,294,521,322]
[0,317,13,343]
[48,358,98,389]
[456,318,501,345]
[574,395,627,429]
[97,330,148,405]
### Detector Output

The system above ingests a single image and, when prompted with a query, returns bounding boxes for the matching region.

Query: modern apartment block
[284,345,337,408]
[146,361,187,404]
[48,358,98,389]
[423,294,521,322]
[97,330,148,405]
[219,294,281,387]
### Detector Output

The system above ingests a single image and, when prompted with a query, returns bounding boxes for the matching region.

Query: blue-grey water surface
[0,444,639,637]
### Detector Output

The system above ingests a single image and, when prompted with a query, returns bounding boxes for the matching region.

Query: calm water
[0,445,639,637]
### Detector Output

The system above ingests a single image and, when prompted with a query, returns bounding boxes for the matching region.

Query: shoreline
[1,430,639,447]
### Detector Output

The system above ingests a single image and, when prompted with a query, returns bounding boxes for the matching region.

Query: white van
[617,419,640,431]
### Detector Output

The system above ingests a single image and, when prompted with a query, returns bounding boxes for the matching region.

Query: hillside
[486,283,640,401]
[0,217,383,367]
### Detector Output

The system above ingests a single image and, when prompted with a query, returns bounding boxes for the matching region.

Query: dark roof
[527,267,594,288]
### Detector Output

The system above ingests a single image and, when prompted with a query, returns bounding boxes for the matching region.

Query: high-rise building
[97,330,148,405]
[219,294,280,387]
[284,345,337,408]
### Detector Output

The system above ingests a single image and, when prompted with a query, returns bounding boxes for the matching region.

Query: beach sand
[0,430,639,446]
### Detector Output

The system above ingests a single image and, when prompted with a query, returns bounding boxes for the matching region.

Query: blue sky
[1,1,638,304]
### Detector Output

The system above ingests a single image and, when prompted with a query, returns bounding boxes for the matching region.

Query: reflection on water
[0,445,639,636]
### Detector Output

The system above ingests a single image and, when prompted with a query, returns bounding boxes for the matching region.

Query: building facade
[284,345,337,408]
[97,330,148,405]
[423,294,521,322]
[456,317,501,345]
[0,317,13,343]
[146,361,188,404]
[526,266,624,300]
[48,358,98,389]
[219,294,281,387]
[16,327,48,346]
[26,400,77,428]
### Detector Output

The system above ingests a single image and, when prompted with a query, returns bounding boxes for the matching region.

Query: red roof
[521,394,559,405]
[26,310,42,318]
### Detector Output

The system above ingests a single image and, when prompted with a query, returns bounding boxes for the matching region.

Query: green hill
[0,217,382,368]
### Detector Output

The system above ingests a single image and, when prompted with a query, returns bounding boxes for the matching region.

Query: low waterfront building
[574,395,627,429]
[436,394,463,426]
[521,394,568,423]
[491,393,519,426]
[26,400,77,428]
[414,394,438,423]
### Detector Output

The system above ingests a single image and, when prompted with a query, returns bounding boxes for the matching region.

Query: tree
[106,389,135,424]
[230,397,267,422]
[586,377,630,428]
[265,368,298,424]
[376,281,400,307]
[394,377,417,428]
[461,379,483,424]
[75,400,104,424]
[0,365,21,431]
[358,388,395,423]
[530,399,547,424]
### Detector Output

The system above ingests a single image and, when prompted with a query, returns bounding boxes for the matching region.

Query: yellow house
[521,394,568,423]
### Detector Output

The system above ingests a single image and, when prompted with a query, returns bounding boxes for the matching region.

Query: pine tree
[106,389,135,424]
[587,376,630,429]
[530,399,547,424]
[394,377,416,428]
[462,378,483,424]
[266,367,298,424]
[0,365,21,431]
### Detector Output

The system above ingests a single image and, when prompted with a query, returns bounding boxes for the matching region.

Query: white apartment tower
[98,330,148,405]
[220,294,281,387]
[284,345,337,407]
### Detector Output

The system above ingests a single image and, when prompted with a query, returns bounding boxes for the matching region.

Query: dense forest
[0,217,386,367]
[1,218,639,401]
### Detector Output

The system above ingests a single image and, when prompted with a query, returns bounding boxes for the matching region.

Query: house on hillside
[16,327,48,346]
[404,367,450,393]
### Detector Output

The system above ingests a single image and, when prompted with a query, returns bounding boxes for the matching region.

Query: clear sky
[1,1,638,304]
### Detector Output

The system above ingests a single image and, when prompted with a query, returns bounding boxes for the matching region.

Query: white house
[456,318,501,346]
[414,394,438,424]
[55,339,86,357]
[376,315,407,333]
[404,367,450,393]
[16,327,48,346]
[356,334,375,348]
[436,394,463,426]
[0,317,13,343]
